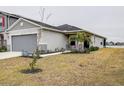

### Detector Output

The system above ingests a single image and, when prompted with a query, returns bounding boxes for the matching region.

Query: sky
[0,6,124,42]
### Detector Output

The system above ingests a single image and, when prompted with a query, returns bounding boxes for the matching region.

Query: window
[70,41,75,46]
[101,42,103,45]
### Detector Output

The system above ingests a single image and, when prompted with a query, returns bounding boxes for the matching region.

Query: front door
[70,41,76,49]
[84,40,89,49]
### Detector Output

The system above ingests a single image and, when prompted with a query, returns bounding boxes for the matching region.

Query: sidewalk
[40,50,71,57]
[0,52,22,60]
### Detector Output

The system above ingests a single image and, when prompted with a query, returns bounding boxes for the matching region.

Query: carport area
[0,52,22,60]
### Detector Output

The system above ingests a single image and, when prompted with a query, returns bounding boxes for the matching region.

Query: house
[0,11,106,53]
[115,42,124,46]
[0,11,19,47]
[106,41,115,46]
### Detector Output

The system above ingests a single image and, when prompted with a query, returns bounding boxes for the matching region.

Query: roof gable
[7,18,41,31]
[0,11,61,31]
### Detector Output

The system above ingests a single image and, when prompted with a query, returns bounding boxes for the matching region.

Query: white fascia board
[6,18,63,34]
[42,27,64,33]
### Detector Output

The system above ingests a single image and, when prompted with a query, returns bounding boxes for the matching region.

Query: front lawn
[0,48,124,85]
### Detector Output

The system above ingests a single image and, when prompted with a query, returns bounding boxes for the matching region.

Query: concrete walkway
[40,50,71,57]
[0,52,22,60]
[0,51,71,60]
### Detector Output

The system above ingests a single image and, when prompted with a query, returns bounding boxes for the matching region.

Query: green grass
[0,48,124,85]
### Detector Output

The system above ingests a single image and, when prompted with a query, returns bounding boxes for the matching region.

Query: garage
[12,34,37,53]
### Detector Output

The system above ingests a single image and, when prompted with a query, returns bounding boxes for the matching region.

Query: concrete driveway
[0,52,22,60]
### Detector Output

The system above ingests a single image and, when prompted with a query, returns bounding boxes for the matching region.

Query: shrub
[55,48,59,52]
[60,48,65,52]
[0,46,7,52]
[89,46,99,51]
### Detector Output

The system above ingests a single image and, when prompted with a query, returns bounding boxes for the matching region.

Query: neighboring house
[0,11,106,53]
[106,41,115,46]
[115,42,124,46]
[0,11,19,47]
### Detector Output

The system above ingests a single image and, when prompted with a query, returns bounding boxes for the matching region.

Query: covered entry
[12,34,37,52]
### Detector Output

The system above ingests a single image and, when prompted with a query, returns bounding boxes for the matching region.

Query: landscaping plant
[29,48,40,72]
[69,32,92,53]
[0,46,7,52]
[35,48,40,59]
[89,46,99,51]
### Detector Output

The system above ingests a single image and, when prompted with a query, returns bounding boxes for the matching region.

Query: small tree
[35,48,40,59]
[76,32,85,52]
[68,31,92,53]
[76,32,92,52]
[29,49,40,71]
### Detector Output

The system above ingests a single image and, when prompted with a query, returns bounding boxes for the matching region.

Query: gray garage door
[12,34,37,53]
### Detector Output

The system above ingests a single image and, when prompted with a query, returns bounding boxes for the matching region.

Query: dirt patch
[20,68,42,74]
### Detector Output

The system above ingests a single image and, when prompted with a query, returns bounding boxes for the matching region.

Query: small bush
[0,46,7,52]
[60,48,65,52]
[89,46,99,51]
[55,48,60,52]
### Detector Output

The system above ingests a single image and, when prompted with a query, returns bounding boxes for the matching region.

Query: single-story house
[6,18,106,53]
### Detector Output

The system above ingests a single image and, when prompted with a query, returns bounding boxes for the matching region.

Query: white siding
[39,30,68,51]
[9,19,40,30]
[91,35,104,48]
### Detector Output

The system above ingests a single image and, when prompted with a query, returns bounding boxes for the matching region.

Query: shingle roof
[26,19,61,30]
[0,10,60,30]
[57,24,82,31]
[0,10,106,39]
